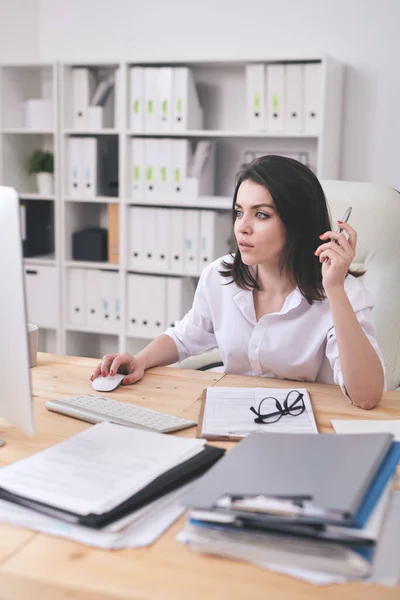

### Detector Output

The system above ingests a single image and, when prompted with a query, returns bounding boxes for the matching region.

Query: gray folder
[184,432,392,520]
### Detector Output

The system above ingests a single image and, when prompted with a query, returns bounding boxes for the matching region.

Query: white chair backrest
[322,181,400,390]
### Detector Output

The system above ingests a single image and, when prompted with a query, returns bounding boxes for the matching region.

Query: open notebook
[198,387,318,441]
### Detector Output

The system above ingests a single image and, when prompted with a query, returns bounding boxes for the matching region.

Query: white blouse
[164,256,385,398]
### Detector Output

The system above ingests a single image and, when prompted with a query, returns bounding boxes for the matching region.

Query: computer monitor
[0,186,35,445]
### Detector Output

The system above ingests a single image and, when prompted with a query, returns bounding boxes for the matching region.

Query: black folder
[0,444,225,529]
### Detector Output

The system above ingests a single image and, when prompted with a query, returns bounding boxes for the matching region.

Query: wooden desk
[0,352,399,600]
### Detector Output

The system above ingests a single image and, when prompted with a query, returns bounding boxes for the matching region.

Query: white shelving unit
[0,56,344,359]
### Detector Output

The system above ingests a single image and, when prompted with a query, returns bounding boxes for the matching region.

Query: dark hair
[220,155,362,304]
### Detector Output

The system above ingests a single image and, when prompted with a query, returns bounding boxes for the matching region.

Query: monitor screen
[0,187,35,442]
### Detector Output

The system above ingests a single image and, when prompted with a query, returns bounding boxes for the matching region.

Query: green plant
[27,149,54,175]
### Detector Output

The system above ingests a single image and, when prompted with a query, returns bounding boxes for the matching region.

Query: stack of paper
[0,423,224,547]
[181,431,400,583]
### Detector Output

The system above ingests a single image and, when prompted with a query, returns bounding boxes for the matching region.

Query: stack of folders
[0,423,224,549]
[182,432,400,582]
[245,62,321,134]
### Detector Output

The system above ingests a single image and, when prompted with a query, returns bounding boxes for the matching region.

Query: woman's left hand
[314,221,357,291]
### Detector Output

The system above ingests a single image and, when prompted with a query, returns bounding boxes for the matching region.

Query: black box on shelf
[72,228,108,261]
[20,199,54,257]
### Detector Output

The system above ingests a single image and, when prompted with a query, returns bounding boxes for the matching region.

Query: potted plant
[27,149,54,196]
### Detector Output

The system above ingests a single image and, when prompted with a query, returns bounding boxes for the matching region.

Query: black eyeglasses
[249,390,305,424]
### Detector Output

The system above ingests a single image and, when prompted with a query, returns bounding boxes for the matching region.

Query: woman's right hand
[90,353,145,386]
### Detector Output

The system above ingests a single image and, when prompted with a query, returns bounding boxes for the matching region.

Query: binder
[184,432,396,526]
[72,68,96,129]
[304,63,321,135]
[169,208,185,273]
[144,68,159,132]
[82,137,98,198]
[144,138,159,201]
[183,209,200,274]
[158,138,173,199]
[245,64,266,131]
[86,269,101,327]
[172,67,203,132]
[141,207,157,270]
[171,139,192,197]
[127,273,141,336]
[24,265,58,329]
[266,64,285,134]
[128,206,144,269]
[157,67,173,132]
[130,138,145,200]
[68,268,86,325]
[100,271,118,330]
[153,208,170,271]
[166,277,195,328]
[199,211,232,267]
[141,275,167,338]
[107,204,119,264]
[129,67,145,132]
[67,137,83,197]
[285,64,304,134]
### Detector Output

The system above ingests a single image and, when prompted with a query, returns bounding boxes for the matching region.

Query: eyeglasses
[249,390,305,424]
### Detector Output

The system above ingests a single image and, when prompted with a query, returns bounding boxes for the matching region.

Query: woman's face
[234,180,287,268]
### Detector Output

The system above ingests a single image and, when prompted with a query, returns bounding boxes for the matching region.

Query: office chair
[172,182,400,390]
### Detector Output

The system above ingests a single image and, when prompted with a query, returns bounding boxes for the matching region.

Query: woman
[91,155,385,409]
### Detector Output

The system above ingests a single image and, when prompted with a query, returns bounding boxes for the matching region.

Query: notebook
[197,387,318,441]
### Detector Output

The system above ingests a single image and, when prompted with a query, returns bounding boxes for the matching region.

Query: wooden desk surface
[0,352,399,600]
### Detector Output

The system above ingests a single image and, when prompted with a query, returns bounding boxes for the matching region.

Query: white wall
[3,0,400,188]
[0,0,40,62]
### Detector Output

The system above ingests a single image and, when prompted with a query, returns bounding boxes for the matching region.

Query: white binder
[245,64,266,131]
[158,138,173,199]
[266,64,285,134]
[129,67,145,133]
[129,206,144,269]
[100,271,119,331]
[68,268,86,326]
[166,277,195,328]
[157,67,174,132]
[130,138,145,200]
[169,209,185,273]
[200,211,232,267]
[86,269,101,327]
[72,68,96,129]
[153,208,170,271]
[24,266,58,328]
[142,275,167,338]
[171,139,192,197]
[183,209,200,274]
[172,68,203,132]
[82,137,98,198]
[127,273,143,336]
[67,137,83,198]
[285,63,304,134]
[144,138,159,201]
[144,68,159,132]
[141,207,157,270]
[304,63,321,135]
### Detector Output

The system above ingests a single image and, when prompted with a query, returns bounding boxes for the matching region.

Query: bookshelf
[0,56,344,359]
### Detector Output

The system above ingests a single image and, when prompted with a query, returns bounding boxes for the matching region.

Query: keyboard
[45,394,197,434]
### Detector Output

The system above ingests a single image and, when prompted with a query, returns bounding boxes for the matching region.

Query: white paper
[332,419,400,441]
[0,422,204,515]
[202,387,318,437]
[0,483,194,550]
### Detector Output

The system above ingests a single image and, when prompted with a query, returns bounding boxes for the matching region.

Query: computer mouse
[91,373,125,392]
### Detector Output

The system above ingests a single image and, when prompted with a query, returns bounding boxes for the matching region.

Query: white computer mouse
[91,373,126,392]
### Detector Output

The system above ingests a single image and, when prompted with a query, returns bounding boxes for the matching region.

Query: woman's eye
[255,211,270,219]
[234,209,243,217]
